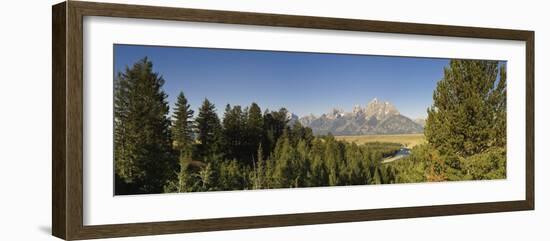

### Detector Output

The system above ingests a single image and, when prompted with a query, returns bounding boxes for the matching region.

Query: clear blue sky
[114,44,451,119]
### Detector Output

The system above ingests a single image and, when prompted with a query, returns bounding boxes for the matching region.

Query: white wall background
[0,0,547,240]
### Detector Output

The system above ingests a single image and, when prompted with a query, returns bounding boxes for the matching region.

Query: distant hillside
[298,98,424,136]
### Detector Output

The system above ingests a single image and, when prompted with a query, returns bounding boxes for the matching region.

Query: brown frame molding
[52,1,535,240]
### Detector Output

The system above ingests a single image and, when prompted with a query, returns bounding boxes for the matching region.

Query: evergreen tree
[262,108,289,157]
[251,143,265,189]
[372,167,382,185]
[114,57,175,194]
[345,143,366,185]
[195,98,222,161]
[272,130,295,188]
[245,102,264,164]
[309,138,328,186]
[294,139,310,187]
[425,60,507,157]
[222,104,245,161]
[324,134,342,186]
[218,160,246,190]
[195,163,214,192]
[290,121,314,146]
[169,92,195,193]
[164,157,191,193]
[172,91,194,155]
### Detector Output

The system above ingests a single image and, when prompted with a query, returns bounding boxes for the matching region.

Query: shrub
[462,147,506,180]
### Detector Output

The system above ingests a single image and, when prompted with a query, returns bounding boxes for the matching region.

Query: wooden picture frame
[52,1,534,240]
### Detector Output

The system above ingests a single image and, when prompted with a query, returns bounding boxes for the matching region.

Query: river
[381,147,411,164]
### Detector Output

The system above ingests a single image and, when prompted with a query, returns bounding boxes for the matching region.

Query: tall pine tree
[114,57,175,194]
[425,60,506,157]
[170,91,195,193]
[262,108,289,158]
[222,104,245,161]
[195,98,222,161]
[245,102,263,165]
[172,91,195,156]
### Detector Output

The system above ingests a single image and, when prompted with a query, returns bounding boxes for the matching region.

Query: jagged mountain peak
[298,99,422,136]
[326,108,345,119]
[352,104,363,115]
[365,98,399,120]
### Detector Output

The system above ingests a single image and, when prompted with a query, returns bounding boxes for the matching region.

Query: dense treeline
[114,58,402,194]
[388,60,507,182]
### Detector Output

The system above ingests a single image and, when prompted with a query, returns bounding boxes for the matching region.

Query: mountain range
[295,98,424,136]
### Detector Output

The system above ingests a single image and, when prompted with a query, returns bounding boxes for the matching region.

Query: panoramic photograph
[113,44,507,195]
